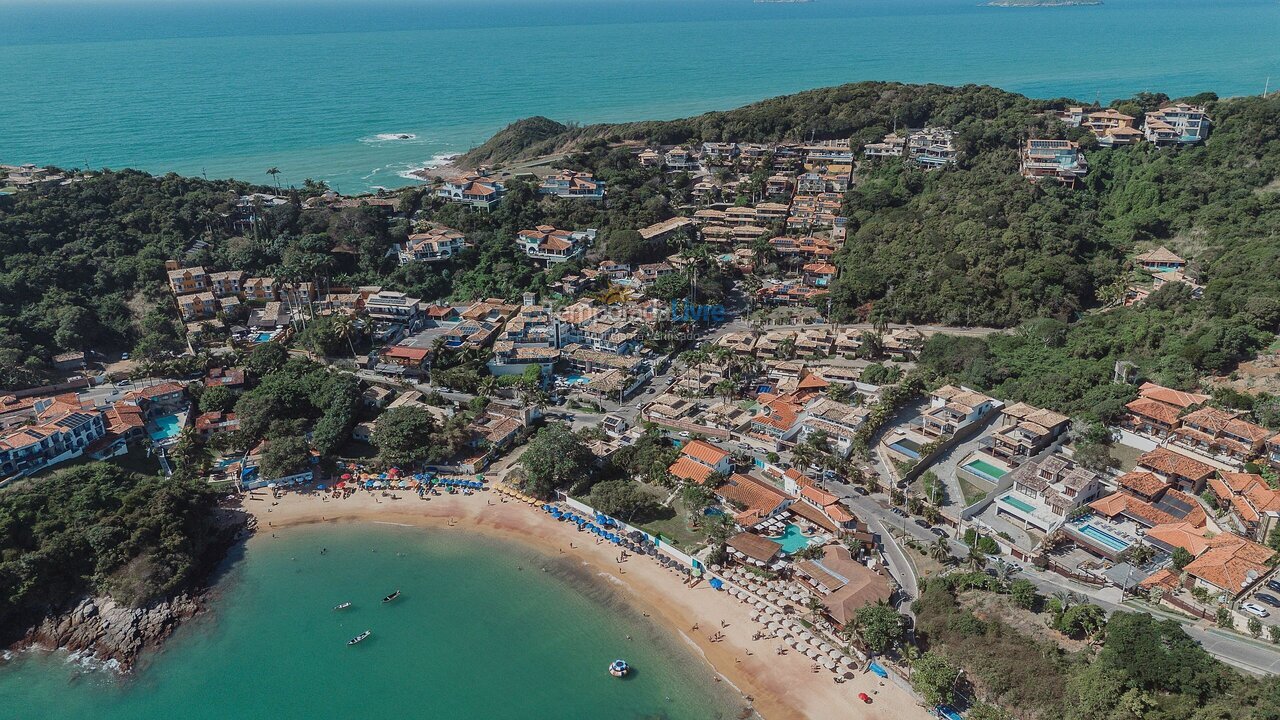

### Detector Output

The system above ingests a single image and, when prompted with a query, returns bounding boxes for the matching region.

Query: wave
[395,153,460,182]
[359,133,420,144]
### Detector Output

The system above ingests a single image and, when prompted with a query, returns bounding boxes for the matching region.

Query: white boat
[348,630,372,646]
[333,602,352,611]
[609,659,629,677]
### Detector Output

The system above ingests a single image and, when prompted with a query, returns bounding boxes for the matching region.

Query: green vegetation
[0,463,225,632]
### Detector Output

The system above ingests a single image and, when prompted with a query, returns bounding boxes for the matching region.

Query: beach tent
[709,578,724,590]
[868,662,888,678]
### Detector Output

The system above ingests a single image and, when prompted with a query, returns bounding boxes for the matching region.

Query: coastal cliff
[21,594,204,670]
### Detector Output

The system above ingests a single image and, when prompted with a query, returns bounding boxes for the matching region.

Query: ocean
[1,0,1277,192]
[0,525,746,719]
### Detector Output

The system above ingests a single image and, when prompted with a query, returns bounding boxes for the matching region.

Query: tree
[260,435,311,480]
[199,385,236,414]
[1073,441,1118,473]
[518,424,594,499]
[588,480,656,520]
[1009,579,1038,610]
[911,651,960,706]
[1216,606,1234,630]
[930,537,951,564]
[1171,546,1194,571]
[1269,625,1280,644]
[266,166,282,192]
[966,546,987,572]
[370,406,437,466]
[1248,616,1263,639]
[246,342,288,376]
[1057,603,1107,639]
[852,604,906,654]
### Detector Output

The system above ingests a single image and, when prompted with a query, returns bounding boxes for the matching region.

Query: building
[208,270,246,298]
[126,382,188,420]
[794,544,893,629]
[994,455,1105,533]
[1083,109,1141,146]
[436,171,505,211]
[726,531,783,568]
[557,299,641,355]
[1182,533,1274,600]
[204,366,246,393]
[1134,447,1216,495]
[177,292,219,320]
[516,226,594,264]
[748,393,807,447]
[637,148,661,167]
[802,262,837,288]
[906,127,958,168]
[1019,139,1088,186]
[1143,104,1210,145]
[667,439,734,484]
[194,411,239,440]
[243,277,279,302]
[0,396,106,481]
[538,170,605,200]
[663,146,694,170]
[1208,472,1280,544]
[1168,407,1270,467]
[919,385,998,439]
[364,291,424,330]
[1269,433,1280,473]
[795,397,868,459]
[398,225,467,264]
[1134,247,1187,273]
[863,133,906,158]
[637,217,694,244]
[488,297,561,377]
[982,402,1070,463]
[715,472,793,526]
[1122,382,1209,439]
[167,266,209,295]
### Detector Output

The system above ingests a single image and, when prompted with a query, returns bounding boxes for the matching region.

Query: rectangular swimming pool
[888,439,922,459]
[1000,494,1036,513]
[964,459,1008,481]
[1074,522,1130,552]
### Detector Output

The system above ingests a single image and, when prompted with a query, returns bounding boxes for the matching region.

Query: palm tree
[714,378,737,404]
[478,376,499,398]
[930,537,952,564]
[966,547,987,572]
[266,167,281,193]
[804,594,825,625]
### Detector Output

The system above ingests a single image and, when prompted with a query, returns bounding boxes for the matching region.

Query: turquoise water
[0,525,745,719]
[964,459,1008,480]
[771,523,815,554]
[999,494,1035,513]
[2,0,1278,191]
[147,414,182,442]
[1073,520,1131,552]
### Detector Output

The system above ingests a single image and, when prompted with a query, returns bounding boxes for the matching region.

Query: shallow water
[0,524,746,719]
[1,0,1277,190]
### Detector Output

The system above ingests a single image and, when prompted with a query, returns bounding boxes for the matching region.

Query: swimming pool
[253,332,274,343]
[563,374,591,385]
[770,523,816,554]
[1000,494,1036,513]
[149,414,183,442]
[1073,522,1130,552]
[888,438,922,459]
[964,459,1008,481]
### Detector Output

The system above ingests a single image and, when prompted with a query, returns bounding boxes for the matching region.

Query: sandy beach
[243,486,934,720]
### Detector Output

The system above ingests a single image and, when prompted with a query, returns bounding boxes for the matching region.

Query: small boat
[333,602,352,611]
[609,659,629,678]
[348,630,371,646]
[382,590,401,603]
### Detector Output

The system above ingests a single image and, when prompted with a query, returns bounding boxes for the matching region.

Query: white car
[679,431,690,439]
[1241,602,1270,618]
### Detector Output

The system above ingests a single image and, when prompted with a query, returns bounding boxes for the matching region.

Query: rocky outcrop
[20,593,203,671]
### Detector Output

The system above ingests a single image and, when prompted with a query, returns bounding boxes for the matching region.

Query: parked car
[853,486,869,496]
[1256,593,1280,608]
[914,519,931,529]
[929,527,948,538]
[645,387,656,394]
[678,431,690,438]
[890,507,906,517]
[1268,579,1280,593]
[114,379,131,387]
[736,442,751,450]
[1241,602,1271,618]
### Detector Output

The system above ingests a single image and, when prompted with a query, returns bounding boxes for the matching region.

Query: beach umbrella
[773,628,786,637]
[804,649,818,659]
[823,659,836,671]
[316,484,326,491]
[801,631,814,641]
[788,638,800,648]
[827,649,843,660]
[341,473,352,480]
[267,483,277,489]
[819,642,833,653]
[754,601,767,610]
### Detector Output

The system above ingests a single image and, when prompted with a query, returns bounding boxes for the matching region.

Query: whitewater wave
[396,153,460,182]
[359,132,420,144]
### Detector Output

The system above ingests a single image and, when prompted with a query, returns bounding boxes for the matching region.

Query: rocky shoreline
[5,508,252,673]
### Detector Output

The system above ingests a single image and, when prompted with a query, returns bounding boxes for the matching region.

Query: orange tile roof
[1137,568,1181,592]
[1137,382,1207,409]
[1181,407,1271,442]
[1138,447,1216,482]
[668,456,715,484]
[716,473,792,519]
[1117,470,1169,497]
[681,439,729,467]
[1125,397,1183,426]
[1143,521,1211,555]
[1183,534,1276,593]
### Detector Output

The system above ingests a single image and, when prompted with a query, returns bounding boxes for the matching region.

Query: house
[637,148,661,167]
[1208,473,1280,544]
[1143,104,1210,145]
[104,400,146,442]
[994,455,1105,533]
[361,385,394,410]
[795,397,868,459]
[1151,270,1205,299]
[700,142,738,165]
[177,292,219,320]
[794,545,894,628]
[1122,382,1208,439]
[204,367,246,393]
[716,472,793,526]
[1136,447,1217,495]
[436,171,505,211]
[399,225,467,264]
[51,352,86,372]
[557,299,641,355]
[906,127,958,168]
[765,174,794,198]
[0,397,106,480]
[243,277,279,302]
[126,382,188,419]
[1168,407,1270,468]
[538,170,605,200]
[1083,109,1139,146]
[663,146,694,170]
[637,217,694,244]
[1049,107,1086,127]
[194,411,239,440]
[919,385,998,439]
[208,270,246,298]
[802,262,836,288]
[1182,534,1274,600]
[516,226,595,264]
[364,291,424,330]
[1269,433,1280,473]
[167,266,209,295]
[982,402,1070,463]
[1136,244,1182,270]
[748,393,807,447]
[488,298,561,377]
[863,133,906,158]
[1019,139,1088,186]
[667,439,734,484]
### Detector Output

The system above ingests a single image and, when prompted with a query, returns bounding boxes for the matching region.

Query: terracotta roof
[1183,534,1276,593]
[795,545,893,626]
[668,456,715,484]
[129,382,185,400]
[1137,568,1181,592]
[1143,521,1211,555]
[716,473,791,521]
[1117,471,1169,498]
[383,346,430,362]
[1181,407,1271,443]
[1126,397,1183,425]
[681,439,730,467]
[1134,247,1186,264]
[1138,447,1216,482]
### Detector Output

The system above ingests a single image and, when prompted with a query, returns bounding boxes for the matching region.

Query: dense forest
[0,464,226,633]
